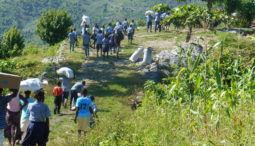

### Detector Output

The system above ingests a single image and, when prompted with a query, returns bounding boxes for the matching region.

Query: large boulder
[155,43,204,67]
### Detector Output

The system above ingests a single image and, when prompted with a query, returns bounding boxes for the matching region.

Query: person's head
[24,90,31,98]
[89,96,95,102]
[70,29,73,32]
[99,30,102,33]
[74,28,76,31]
[125,18,127,21]
[57,81,61,87]
[81,88,88,97]
[132,20,135,22]
[34,89,45,102]
[130,24,133,27]
[82,80,86,86]
[108,23,112,26]
[119,22,122,25]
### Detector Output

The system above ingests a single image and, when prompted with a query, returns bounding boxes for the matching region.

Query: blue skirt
[22,122,49,146]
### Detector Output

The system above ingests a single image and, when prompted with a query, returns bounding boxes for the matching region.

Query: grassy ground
[2,27,255,145]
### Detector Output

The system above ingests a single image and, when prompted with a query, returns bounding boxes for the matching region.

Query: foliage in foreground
[37,9,72,45]
[86,41,255,145]
[0,27,24,58]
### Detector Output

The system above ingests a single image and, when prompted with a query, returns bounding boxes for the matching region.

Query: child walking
[53,81,63,114]
[96,30,104,57]
[20,91,34,141]
[22,90,51,146]
[74,88,93,135]
[102,34,110,58]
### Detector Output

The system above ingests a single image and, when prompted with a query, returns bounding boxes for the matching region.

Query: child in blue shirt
[96,30,104,57]
[74,88,93,135]
[22,90,51,146]
[20,90,34,141]
[102,34,110,58]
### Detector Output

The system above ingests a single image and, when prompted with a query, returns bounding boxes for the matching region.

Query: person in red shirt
[53,81,63,114]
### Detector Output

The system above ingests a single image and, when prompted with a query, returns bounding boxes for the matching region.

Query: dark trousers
[70,90,78,107]
[54,96,62,114]
[155,21,161,32]
[96,44,102,57]
[22,122,49,146]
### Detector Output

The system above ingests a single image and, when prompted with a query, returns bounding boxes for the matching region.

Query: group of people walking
[68,19,137,58]
[0,78,97,146]
[146,12,162,33]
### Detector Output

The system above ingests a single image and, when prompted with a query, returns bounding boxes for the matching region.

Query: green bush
[0,60,16,73]
[37,9,72,45]
[151,3,170,13]
[22,44,40,55]
[0,27,24,58]
[136,20,146,27]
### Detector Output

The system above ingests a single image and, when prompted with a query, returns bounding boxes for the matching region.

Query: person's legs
[0,129,4,146]
[96,44,99,57]
[20,118,30,141]
[56,96,62,114]
[100,44,103,56]
[70,91,74,108]
[54,96,58,114]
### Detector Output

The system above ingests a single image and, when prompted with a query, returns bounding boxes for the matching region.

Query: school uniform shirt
[96,33,104,45]
[0,95,14,129]
[146,15,153,22]
[155,12,161,22]
[26,101,51,122]
[93,27,99,34]
[60,76,71,92]
[127,27,134,34]
[20,98,35,120]
[76,97,93,118]
[68,32,75,43]
[82,34,90,45]
[123,21,128,27]
[71,82,85,93]
[72,31,77,40]
[131,22,136,29]
[107,26,113,34]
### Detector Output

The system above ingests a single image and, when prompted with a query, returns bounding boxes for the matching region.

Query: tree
[151,3,171,13]
[0,27,24,58]
[176,0,221,11]
[37,9,72,45]
[163,4,207,42]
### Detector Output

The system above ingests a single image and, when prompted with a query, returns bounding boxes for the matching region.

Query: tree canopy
[0,27,24,58]
[36,10,72,45]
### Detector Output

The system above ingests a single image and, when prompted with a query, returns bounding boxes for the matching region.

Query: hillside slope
[0,0,201,43]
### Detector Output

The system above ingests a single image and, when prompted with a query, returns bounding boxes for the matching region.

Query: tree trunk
[207,0,213,11]
[186,26,192,42]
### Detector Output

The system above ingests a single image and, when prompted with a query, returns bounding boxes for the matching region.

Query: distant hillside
[0,0,201,43]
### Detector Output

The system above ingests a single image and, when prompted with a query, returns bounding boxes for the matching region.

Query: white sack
[57,67,74,79]
[81,15,91,26]
[20,78,43,91]
[145,10,154,16]
[141,47,153,65]
[129,48,144,62]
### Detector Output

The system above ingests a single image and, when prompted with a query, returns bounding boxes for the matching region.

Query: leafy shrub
[136,20,146,27]
[151,3,170,13]
[0,27,24,58]
[22,44,40,55]
[0,60,16,73]
[37,9,72,45]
